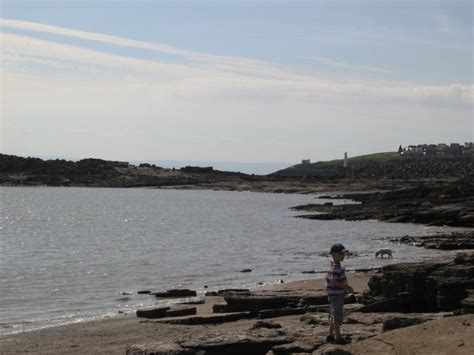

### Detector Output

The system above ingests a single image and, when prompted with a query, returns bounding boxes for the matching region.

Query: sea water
[0,186,463,334]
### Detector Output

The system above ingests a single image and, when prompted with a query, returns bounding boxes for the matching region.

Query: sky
[0,0,473,166]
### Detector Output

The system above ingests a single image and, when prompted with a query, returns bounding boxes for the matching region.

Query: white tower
[343,152,348,168]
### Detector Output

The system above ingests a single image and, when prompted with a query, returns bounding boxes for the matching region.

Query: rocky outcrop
[391,231,474,250]
[127,256,474,355]
[130,308,449,354]
[361,252,474,312]
[461,289,474,313]
[0,154,257,188]
[294,180,474,227]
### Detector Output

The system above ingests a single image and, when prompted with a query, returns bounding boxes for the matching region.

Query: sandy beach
[0,274,369,354]
[1,269,473,355]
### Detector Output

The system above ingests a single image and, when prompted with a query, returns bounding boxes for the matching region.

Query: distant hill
[271,152,473,179]
[131,160,292,175]
[2,152,472,187]
[0,154,257,187]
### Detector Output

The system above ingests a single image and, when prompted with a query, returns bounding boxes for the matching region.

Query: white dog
[375,248,393,258]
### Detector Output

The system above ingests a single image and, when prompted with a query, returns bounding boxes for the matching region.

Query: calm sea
[0,186,463,334]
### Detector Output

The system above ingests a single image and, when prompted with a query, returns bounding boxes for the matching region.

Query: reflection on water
[0,186,463,334]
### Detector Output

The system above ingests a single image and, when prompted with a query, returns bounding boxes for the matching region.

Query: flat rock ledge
[127,341,193,355]
[292,180,474,228]
[152,312,256,325]
[127,329,295,355]
[223,291,333,313]
[178,328,294,354]
[391,231,474,250]
[128,254,474,354]
[153,289,197,298]
[128,311,448,355]
[137,306,196,319]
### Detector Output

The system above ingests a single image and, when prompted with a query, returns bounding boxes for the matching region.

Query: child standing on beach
[326,243,353,345]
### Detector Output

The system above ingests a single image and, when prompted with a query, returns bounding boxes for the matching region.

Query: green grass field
[305,151,399,167]
[296,151,470,169]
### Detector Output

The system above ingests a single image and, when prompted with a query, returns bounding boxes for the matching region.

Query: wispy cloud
[1,18,472,108]
[304,56,390,74]
[303,24,472,55]
[0,18,297,80]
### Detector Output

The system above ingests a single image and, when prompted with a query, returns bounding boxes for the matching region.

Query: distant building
[301,159,311,165]
[463,142,474,155]
[343,152,348,168]
[436,143,448,155]
[449,143,462,155]
[398,142,472,156]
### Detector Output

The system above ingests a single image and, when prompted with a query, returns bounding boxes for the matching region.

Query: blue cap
[330,243,347,254]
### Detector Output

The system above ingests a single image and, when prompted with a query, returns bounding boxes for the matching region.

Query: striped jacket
[326,261,347,296]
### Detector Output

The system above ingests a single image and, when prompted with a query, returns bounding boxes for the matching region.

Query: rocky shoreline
[292,179,474,228]
[390,231,474,250]
[125,252,474,354]
[3,153,473,229]
[2,253,473,354]
[2,153,474,353]
[3,155,474,230]
[2,153,472,190]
